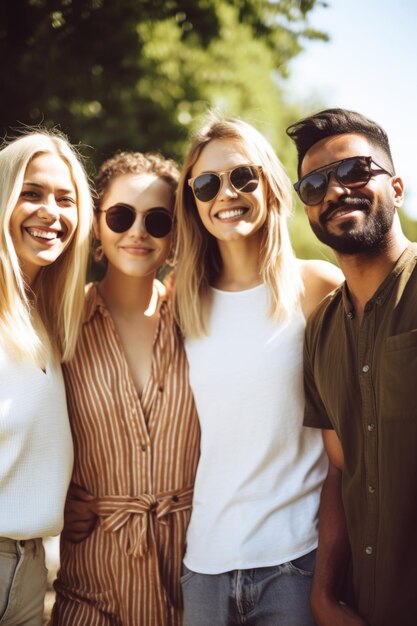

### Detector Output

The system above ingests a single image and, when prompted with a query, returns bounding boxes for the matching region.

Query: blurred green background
[2,0,416,261]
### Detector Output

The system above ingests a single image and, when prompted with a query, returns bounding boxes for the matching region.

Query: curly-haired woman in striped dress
[50,152,200,626]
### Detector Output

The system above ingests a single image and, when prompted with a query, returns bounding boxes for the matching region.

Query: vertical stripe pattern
[50,283,200,626]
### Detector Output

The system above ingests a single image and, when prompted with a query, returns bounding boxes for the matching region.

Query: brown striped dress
[50,283,200,626]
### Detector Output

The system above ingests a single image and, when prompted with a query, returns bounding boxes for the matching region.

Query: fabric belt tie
[95,485,193,558]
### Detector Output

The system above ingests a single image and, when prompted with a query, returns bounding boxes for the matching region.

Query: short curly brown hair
[94,151,179,211]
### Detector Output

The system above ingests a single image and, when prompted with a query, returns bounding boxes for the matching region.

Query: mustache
[320,195,372,224]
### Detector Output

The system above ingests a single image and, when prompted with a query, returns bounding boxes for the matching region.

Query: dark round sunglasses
[294,156,393,206]
[188,164,262,202]
[100,205,173,238]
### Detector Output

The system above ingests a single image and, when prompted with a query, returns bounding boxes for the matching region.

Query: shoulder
[304,280,344,361]
[83,282,101,323]
[298,258,344,321]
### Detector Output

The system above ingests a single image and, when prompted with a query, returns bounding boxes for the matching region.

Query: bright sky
[286,0,417,217]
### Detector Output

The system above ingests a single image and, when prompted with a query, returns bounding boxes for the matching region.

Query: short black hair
[286,108,395,175]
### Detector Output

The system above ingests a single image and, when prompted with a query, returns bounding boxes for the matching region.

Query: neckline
[211,282,265,295]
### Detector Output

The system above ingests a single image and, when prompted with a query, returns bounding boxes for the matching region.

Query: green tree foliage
[3,0,414,257]
[0,0,324,166]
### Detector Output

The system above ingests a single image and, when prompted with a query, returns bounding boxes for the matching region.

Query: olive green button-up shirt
[304,243,417,626]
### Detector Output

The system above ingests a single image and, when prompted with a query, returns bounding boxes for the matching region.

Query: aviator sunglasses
[99,204,173,238]
[294,156,394,206]
[188,164,262,202]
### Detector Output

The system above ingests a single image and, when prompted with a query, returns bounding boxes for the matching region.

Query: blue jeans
[181,549,317,626]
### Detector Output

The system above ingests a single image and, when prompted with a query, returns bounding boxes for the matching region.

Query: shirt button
[158,386,164,393]
[347,311,354,319]
[367,423,375,432]
[368,485,375,493]
[365,546,373,555]
[141,444,147,452]
[362,365,370,373]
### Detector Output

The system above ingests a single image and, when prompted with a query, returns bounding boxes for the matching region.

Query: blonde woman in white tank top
[173,115,342,626]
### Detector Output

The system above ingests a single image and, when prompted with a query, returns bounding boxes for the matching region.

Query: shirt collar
[341,242,417,317]
[83,283,107,323]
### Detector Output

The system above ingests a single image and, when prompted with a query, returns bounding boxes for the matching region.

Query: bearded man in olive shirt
[287,108,417,626]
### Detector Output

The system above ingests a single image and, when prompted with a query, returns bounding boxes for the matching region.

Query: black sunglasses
[188,164,262,202]
[99,205,173,238]
[294,156,393,206]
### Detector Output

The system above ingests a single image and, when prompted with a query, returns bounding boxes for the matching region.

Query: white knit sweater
[0,345,73,539]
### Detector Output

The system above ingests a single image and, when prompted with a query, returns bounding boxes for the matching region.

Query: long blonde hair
[0,129,93,365]
[174,115,303,338]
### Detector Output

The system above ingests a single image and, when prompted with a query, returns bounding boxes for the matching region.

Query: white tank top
[184,283,327,573]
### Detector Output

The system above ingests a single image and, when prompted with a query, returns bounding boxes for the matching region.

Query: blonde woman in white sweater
[0,130,92,626]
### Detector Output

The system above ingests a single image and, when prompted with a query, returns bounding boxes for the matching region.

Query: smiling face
[190,138,268,247]
[9,152,78,284]
[300,133,403,254]
[95,173,174,280]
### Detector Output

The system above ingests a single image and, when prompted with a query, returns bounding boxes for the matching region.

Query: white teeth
[27,228,59,240]
[216,208,246,220]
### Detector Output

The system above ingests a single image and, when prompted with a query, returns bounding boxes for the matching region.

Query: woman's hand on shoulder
[298,259,344,321]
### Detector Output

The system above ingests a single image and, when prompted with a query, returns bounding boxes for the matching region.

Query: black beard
[309,195,395,255]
